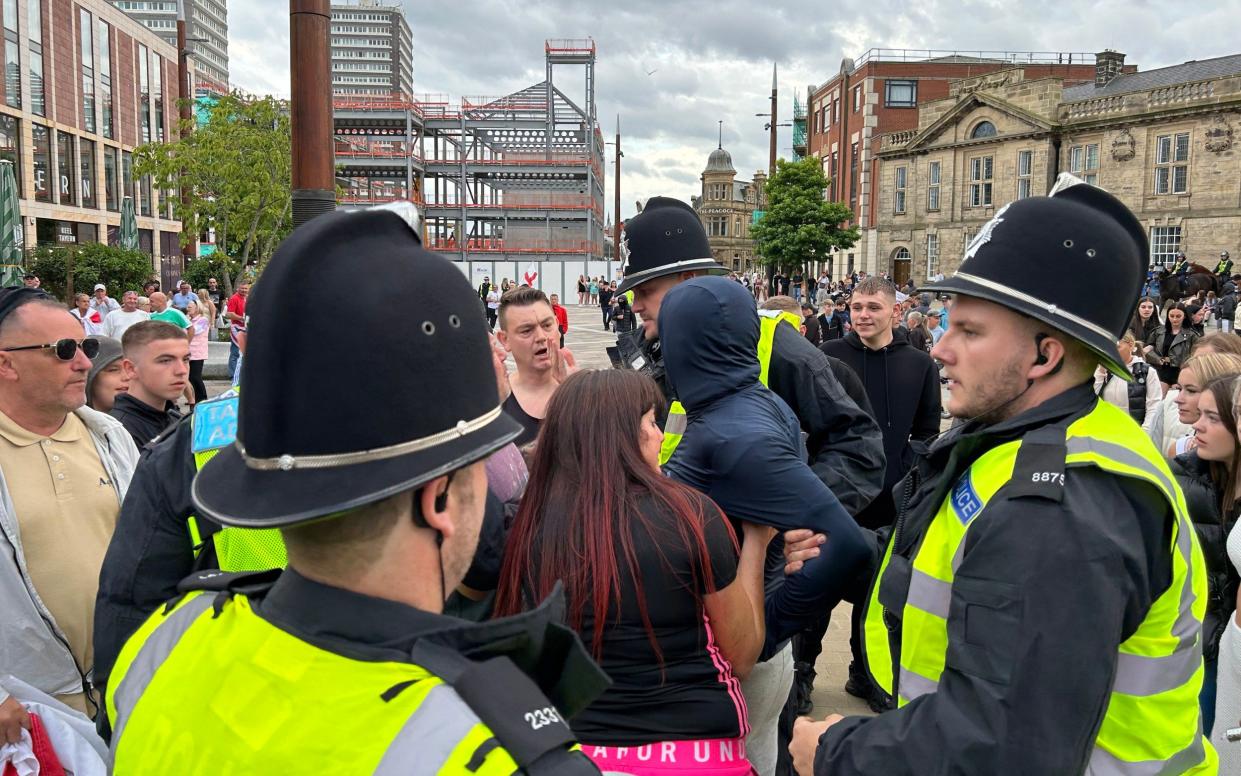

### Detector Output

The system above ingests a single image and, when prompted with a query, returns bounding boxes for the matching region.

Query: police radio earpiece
[434,488,449,513]
[1033,334,1049,367]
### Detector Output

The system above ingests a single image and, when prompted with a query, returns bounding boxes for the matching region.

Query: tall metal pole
[289,0,335,226]
[176,0,193,261]
[614,114,621,266]
[768,63,778,175]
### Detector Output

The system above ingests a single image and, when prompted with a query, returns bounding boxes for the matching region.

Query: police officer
[789,176,1218,775]
[613,196,884,515]
[1172,249,1192,279]
[1215,250,1233,285]
[104,206,606,773]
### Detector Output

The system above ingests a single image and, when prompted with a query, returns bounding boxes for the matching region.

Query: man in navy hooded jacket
[660,276,871,776]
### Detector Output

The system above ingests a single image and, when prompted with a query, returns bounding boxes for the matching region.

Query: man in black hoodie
[819,276,941,710]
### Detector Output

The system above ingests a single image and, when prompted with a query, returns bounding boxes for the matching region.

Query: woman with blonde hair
[1146,337,1241,452]
[1166,353,1241,458]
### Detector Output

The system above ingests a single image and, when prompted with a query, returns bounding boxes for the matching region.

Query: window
[829,150,838,201]
[1150,226,1182,267]
[151,53,163,141]
[969,155,993,207]
[139,174,151,216]
[970,121,997,139]
[894,165,907,214]
[98,21,112,138]
[849,142,859,210]
[885,79,916,108]
[927,160,941,211]
[138,45,150,143]
[1068,143,1098,186]
[853,85,862,112]
[103,145,117,211]
[79,9,94,133]
[926,233,940,278]
[1154,132,1189,195]
[122,150,133,202]
[56,131,73,204]
[30,124,48,202]
[27,0,42,116]
[3,0,18,110]
[1017,150,1034,199]
[79,137,94,208]
[0,113,19,197]
[707,216,728,237]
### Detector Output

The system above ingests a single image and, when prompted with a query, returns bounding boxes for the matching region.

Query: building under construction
[332,39,606,275]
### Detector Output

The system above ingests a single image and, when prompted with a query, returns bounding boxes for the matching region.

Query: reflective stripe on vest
[657,310,795,465]
[862,399,1217,774]
[188,394,288,572]
[106,591,520,775]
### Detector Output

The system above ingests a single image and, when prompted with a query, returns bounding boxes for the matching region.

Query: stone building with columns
[873,51,1241,287]
[691,145,766,273]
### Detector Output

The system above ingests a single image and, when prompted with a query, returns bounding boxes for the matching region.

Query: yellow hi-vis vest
[105,591,527,775]
[862,399,1217,774]
[657,309,800,465]
[186,391,287,571]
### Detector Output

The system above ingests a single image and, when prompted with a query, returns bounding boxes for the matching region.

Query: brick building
[873,52,1241,286]
[690,145,766,273]
[0,0,182,285]
[805,49,1104,283]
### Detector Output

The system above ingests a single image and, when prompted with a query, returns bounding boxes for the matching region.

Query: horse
[1157,263,1218,309]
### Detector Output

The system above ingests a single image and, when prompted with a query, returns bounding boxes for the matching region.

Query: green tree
[180,253,241,292]
[751,157,859,278]
[28,243,154,302]
[134,91,291,295]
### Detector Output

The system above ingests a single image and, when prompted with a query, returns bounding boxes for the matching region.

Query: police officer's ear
[415,474,457,540]
[1030,332,1069,380]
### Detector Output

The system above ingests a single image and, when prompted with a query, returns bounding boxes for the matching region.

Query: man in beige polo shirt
[0,289,138,743]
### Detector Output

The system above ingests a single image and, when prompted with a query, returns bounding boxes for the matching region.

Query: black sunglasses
[2,337,101,360]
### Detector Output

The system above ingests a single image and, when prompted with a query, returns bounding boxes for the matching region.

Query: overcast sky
[229,0,1241,223]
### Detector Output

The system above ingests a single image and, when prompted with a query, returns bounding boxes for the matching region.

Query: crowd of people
[0,181,1234,775]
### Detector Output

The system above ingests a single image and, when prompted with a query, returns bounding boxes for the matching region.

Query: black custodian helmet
[922,174,1146,379]
[615,197,727,295]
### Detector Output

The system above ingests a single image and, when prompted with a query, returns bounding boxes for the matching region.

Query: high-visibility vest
[658,309,800,465]
[105,591,534,774]
[862,399,1217,774]
[186,391,287,571]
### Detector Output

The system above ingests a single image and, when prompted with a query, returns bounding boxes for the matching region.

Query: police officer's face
[933,296,1036,422]
[630,274,684,340]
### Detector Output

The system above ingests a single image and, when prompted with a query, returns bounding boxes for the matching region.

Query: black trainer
[845,660,893,714]
[793,660,816,716]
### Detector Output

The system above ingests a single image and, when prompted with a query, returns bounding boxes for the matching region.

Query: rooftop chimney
[1096,50,1125,88]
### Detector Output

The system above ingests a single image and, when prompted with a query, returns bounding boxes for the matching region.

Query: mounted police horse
[1157,263,1218,308]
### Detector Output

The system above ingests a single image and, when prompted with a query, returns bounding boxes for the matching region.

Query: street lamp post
[289,0,335,226]
[176,0,192,263]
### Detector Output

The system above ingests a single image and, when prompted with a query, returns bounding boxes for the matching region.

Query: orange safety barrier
[426,237,597,254]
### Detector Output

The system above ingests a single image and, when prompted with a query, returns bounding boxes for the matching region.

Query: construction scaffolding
[792,94,807,161]
[332,39,605,264]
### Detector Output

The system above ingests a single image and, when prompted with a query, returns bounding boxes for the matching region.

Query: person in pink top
[185,299,210,405]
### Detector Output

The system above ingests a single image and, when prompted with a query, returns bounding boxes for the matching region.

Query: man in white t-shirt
[102,291,150,341]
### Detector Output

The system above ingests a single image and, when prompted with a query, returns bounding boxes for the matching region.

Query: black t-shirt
[599,288,614,307]
[502,392,541,447]
[551,491,743,745]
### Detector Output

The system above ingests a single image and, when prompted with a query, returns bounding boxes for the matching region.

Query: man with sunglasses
[0,288,139,742]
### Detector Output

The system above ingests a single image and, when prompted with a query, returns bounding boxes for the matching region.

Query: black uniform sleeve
[910,356,942,443]
[817,468,1173,775]
[93,419,198,701]
[767,324,886,515]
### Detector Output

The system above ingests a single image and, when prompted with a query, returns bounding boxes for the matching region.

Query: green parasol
[120,195,139,251]
[0,160,23,286]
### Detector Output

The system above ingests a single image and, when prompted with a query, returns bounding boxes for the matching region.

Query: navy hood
[659,276,760,410]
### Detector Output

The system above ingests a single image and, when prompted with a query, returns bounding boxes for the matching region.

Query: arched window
[971,121,997,139]
[893,247,912,261]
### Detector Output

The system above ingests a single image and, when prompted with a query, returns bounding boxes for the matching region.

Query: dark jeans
[1202,656,1217,736]
[189,359,207,403]
[486,308,498,329]
[228,341,240,380]
[602,306,612,327]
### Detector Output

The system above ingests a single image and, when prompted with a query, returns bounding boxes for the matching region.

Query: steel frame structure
[332,39,605,263]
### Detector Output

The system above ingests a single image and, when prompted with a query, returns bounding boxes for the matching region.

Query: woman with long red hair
[496,370,772,775]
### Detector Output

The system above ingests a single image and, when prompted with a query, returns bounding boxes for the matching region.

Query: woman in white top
[1094,330,1162,424]
[69,292,104,335]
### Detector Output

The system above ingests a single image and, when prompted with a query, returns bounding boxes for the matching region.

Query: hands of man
[783,529,826,575]
[490,335,511,401]
[553,346,578,383]
[790,714,843,776]
[742,522,779,547]
[0,695,30,745]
